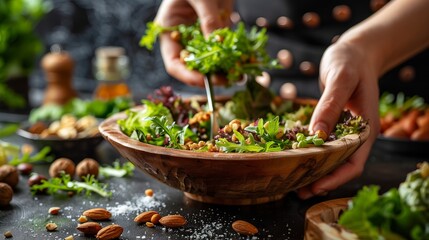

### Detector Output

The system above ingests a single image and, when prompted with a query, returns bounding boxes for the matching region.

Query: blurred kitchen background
[30,0,179,103]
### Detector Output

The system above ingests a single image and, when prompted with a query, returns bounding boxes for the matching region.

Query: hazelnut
[75,158,99,179]
[49,158,75,178]
[0,183,13,206]
[28,174,48,187]
[17,163,33,175]
[0,165,19,188]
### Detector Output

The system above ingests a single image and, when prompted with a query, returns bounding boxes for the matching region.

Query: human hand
[296,40,381,199]
[154,0,233,87]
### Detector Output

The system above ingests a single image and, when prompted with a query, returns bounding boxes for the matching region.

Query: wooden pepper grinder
[41,44,77,105]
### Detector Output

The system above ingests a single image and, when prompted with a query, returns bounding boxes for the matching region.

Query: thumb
[188,0,223,36]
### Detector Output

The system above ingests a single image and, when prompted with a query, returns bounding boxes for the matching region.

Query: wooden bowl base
[184,192,286,205]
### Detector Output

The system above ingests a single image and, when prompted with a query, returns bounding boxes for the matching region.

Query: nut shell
[49,158,75,178]
[0,165,19,188]
[0,183,13,206]
[76,158,99,179]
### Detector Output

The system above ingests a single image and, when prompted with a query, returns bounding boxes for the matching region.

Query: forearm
[338,0,429,77]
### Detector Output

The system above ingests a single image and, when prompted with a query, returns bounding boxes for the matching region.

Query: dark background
[32,0,202,103]
[30,0,429,105]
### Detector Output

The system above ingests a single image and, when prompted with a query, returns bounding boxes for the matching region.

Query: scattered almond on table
[76,222,102,236]
[82,208,112,221]
[48,207,61,215]
[96,224,123,240]
[232,220,259,236]
[159,214,187,228]
[134,210,159,224]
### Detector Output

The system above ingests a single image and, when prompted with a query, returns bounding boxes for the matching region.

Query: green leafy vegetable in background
[0,124,19,138]
[31,174,112,198]
[379,92,426,119]
[29,97,134,123]
[339,162,429,240]
[99,161,135,178]
[141,21,281,85]
[0,0,50,109]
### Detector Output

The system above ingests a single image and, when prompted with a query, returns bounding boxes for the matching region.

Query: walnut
[0,182,13,206]
[0,165,19,188]
[49,158,76,178]
[75,158,99,179]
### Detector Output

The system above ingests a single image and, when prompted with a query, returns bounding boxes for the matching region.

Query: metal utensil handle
[204,75,216,139]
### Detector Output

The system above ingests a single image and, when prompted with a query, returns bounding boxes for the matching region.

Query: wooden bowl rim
[99,110,370,161]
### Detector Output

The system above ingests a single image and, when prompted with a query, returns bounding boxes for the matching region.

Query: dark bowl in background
[17,122,104,162]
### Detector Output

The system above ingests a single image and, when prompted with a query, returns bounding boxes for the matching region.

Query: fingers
[296,140,372,199]
[159,33,205,87]
[309,65,358,135]
[188,0,232,35]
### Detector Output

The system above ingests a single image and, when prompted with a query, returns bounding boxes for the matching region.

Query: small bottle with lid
[93,46,131,100]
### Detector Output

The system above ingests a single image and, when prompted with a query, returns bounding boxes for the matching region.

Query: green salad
[339,162,429,240]
[117,85,367,153]
[141,21,281,85]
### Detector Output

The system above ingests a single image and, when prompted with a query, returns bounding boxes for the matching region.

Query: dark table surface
[0,118,428,240]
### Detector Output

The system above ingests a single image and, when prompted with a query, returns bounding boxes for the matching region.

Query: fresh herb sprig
[31,174,112,198]
[140,21,281,85]
[99,161,135,178]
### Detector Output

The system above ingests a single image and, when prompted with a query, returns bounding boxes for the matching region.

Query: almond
[159,214,187,228]
[82,208,111,220]
[76,222,102,236]
[150,213,162,224]
[48,207,61,215]
[134,210,158,223]
[96,224,123,240]
[232,220,258,236]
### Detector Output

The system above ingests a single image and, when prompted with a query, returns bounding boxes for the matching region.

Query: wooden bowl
[305,198,358,240]
[99,112,370,205]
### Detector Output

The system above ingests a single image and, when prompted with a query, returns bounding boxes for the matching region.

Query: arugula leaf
[145,116,188,149]
[31,174,112,198]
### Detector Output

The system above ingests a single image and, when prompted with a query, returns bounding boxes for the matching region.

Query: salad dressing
[93,47,131,100]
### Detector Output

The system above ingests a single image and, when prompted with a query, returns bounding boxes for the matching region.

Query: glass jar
[93,46,131,100]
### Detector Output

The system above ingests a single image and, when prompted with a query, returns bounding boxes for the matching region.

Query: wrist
[336,26,386,78]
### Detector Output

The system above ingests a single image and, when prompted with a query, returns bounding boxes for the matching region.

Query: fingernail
[312,122,328,135]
